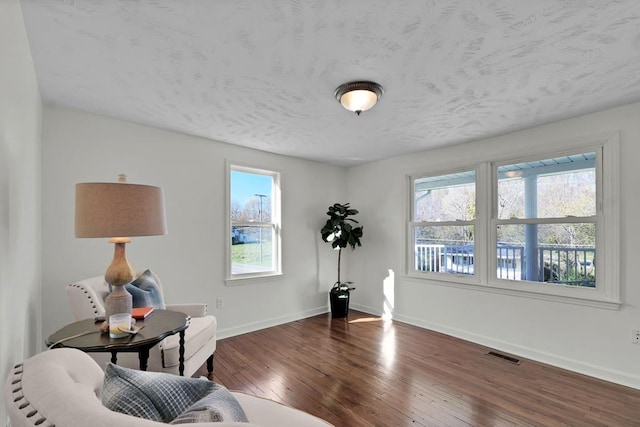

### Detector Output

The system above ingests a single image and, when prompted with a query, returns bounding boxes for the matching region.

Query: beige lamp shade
[75,182,167,239]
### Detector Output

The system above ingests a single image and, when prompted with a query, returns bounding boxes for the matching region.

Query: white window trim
[225,161,282,285]
[405,132,621,310]
[406,165,483,286]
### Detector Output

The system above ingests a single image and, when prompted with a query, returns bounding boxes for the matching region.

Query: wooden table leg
[179,330,185,376]
[139,347,150,371]
[207,354,214,373]
[206,354,214,380]
[110,351,117,364]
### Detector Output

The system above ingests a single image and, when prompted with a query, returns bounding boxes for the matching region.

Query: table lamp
[75,174,167,322]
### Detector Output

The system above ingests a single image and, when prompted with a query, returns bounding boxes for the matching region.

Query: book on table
[132,307,154,319]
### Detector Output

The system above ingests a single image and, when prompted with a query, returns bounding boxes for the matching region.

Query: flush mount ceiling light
[334,81,384,115]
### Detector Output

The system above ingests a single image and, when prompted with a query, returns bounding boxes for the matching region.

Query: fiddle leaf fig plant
[321,202,363,294]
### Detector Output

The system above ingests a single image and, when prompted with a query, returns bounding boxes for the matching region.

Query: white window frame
[407,165,484,286]
[226,162,282,284]
[406,132,620,309]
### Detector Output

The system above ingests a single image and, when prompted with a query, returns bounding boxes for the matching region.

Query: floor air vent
[487,351,521,365]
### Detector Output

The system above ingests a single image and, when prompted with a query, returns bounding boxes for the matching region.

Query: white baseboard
[392,312,640,391]
[216,306,328,340]
[349,302,382,316]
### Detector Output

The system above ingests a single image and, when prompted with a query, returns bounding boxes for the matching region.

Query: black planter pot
[329,290,350,318]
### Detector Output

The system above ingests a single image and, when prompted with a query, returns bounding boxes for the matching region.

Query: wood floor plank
[198,311,640,426]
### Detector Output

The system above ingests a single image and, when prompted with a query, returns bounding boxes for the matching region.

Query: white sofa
[67,271,216,378]
[5,348,333,427]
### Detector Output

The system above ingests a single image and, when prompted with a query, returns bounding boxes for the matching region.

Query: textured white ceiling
[19,0,640,166]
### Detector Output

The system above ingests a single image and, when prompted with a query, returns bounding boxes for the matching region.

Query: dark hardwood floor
[199,310,640,426]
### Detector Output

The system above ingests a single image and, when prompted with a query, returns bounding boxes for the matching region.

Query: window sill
[225,272,284,286]
[406,271,480,286]
[403,275,622,310]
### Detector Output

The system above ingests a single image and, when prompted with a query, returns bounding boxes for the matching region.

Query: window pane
[414,226,474,275]
[231,171,272,222]
[496,223,595,287]
[231,225,273,274]
[229,165,281,279]
[497,153,596,219]
[414,171,475,222]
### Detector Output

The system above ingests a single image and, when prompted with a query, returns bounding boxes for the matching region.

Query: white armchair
[66,270,216,378]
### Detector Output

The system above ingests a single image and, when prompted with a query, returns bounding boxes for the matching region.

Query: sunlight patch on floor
[380,320,396,369]
[349,317,382,323]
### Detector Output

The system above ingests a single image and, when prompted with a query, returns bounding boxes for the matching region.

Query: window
[494,153,596,287]
[228,165,281,281]
[410,170,477,277]
[407,134,620,308]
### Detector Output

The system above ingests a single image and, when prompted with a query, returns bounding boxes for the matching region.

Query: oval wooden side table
[46,309,189,375]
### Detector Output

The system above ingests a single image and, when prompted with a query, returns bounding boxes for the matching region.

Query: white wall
[347,102,640,389]
[0,0,43,424]
[41,106,346,340]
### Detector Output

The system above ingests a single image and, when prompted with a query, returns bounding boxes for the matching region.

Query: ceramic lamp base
[105,284,133,322]
[104,239,135,322]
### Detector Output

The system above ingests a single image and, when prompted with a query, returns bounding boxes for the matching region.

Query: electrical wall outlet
[632,330,640,344]
[216,297,224,309]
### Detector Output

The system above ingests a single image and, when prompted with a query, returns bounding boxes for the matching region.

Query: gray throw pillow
[102,363,217,422]
[125,269,166,309]
[170,385,249,424]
